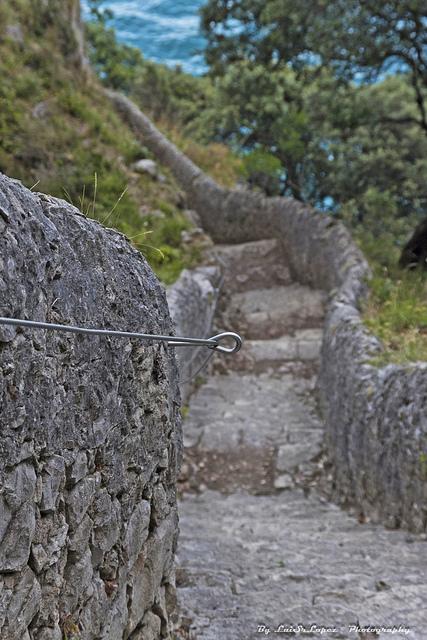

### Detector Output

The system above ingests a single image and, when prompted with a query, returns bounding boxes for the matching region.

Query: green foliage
[342,188,414,267]
[192,61,310,198]
[180,405,190,418]
[242,149,282,177]
[165,127,243,188]
[356,217,427,365]
[199,0,427,231]
[136,211,201,285]
[363,265,427,365]
[241,148,283,196]
[85,18,142,91]
[196,60,427,226]
[201,0,427,133]
[4,0,427,360]
[85,4,243,188]
[85,3,213,128]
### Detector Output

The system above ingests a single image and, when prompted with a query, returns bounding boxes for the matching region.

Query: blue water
[81,0,207,75]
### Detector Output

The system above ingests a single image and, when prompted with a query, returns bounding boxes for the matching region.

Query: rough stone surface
[209,239,291,293]
[224,284,326,340]
[226,329,323,373]
[0,172,181,639]
[167,266,221,404]
[177,240,427,639]
[132,159,164,181]
[321,321,427,532]
[179,491,427,640]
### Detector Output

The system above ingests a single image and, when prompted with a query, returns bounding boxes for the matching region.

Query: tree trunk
[399,216,427,269]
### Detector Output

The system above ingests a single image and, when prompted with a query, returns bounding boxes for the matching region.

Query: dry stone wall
[166,266,221,404]
[0,173,181,639]
[109,92,427,533]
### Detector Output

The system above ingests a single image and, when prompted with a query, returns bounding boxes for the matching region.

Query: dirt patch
[178,445,277,496]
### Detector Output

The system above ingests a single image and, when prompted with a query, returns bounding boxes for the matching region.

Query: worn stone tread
[210,239,291,293]
[182,372,321,453]
[178,490,427,639]
[229,329,323,372]
[226,284,326,339]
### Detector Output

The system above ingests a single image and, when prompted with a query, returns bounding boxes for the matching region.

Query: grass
[358,234,427,365]
[0,1,203,285]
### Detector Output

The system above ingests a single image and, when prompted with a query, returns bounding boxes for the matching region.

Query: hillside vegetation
[0,0,240,283]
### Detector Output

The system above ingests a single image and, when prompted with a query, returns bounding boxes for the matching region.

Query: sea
[81,0,208,75]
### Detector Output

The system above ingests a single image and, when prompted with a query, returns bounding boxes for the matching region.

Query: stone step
[210,239,291,294]
[179,371,324,496]
[177,490,427,640]
[182,372,320,452]
[224,284,326,339]
[226,328,323,372]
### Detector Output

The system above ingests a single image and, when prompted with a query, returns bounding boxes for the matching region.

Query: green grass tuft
[362,260,427,365]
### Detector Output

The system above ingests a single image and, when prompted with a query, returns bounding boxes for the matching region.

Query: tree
[85,2,212,125]
[201,0,427,135]
[85,1,143,91]
[201,0,427,266]
[194,62,310,198]
[195,62,427,259]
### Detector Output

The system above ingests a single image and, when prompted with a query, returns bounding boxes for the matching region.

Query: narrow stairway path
[176,240,427,640]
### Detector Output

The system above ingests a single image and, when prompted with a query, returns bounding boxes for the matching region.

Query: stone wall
[167,266,221,404]
[109,93,427,533]
[0,173,181,639]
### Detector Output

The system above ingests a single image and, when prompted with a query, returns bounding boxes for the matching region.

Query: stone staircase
[175,240,427,640]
